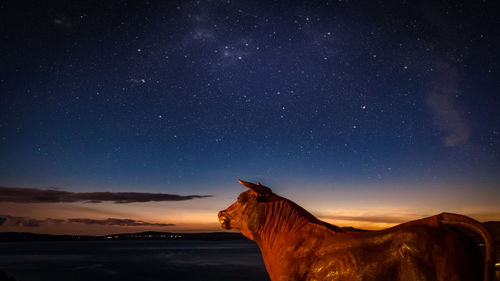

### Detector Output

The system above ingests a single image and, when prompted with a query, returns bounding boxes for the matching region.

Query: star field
[1,0,499,203]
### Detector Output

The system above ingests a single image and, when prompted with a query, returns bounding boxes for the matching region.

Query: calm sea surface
[0,240,270,281]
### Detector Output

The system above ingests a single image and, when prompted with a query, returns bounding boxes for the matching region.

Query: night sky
[1,0,499,234]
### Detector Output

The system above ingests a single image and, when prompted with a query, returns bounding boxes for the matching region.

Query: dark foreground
[0,240,270,281]
[1,222,499,281]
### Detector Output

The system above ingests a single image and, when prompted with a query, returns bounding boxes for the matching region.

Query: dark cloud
[0,215,174,227]
[0,215,64,227]
[67,218,174,227]
[0,186,212,204]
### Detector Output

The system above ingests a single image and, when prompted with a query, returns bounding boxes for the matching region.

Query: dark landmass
[340,226,371,232]
[0,231,246,242]
[1,221,498,246]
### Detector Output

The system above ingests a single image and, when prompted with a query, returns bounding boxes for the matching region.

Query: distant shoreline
[0,231,246,242]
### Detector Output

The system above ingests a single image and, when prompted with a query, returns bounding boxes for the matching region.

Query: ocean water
[0,240,270,281]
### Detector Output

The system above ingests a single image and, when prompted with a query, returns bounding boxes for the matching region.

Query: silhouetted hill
[1,221,498,253]
[0,232,94,242]
[104,231,246,241]
[0,231,245,242]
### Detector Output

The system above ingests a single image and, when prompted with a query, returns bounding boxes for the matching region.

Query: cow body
[218,180,495,281]
[258,215,481,281]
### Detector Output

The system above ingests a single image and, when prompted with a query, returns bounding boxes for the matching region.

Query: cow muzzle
[218,210,231,230]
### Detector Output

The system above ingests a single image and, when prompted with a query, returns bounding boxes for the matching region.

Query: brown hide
[218,180,496,281]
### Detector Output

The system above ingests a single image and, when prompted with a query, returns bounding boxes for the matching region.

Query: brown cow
[218,180,496,281]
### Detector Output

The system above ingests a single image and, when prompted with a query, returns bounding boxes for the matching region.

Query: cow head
[218,179,273,240]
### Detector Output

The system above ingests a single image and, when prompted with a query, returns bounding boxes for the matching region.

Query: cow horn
[238,179,272,195]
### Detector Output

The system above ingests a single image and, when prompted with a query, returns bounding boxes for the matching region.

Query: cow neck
[254,197,327,250]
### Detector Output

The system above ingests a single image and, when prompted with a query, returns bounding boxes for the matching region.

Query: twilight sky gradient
[0,0,499,235]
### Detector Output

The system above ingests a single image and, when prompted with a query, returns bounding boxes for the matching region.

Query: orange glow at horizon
[1,182,499,235]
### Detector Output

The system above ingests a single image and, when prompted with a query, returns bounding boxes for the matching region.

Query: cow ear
[238,179,272,195]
